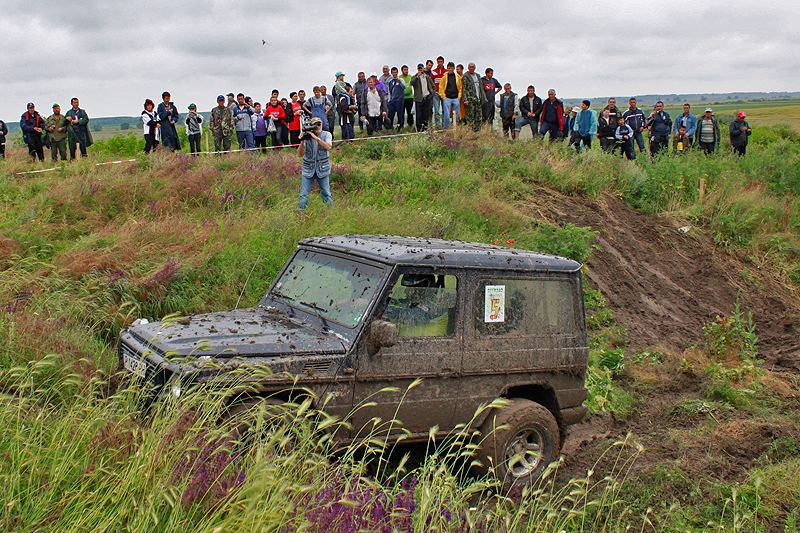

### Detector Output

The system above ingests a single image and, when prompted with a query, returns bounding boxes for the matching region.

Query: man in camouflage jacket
[210,95,234,152]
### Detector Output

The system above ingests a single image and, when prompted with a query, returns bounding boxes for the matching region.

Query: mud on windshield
[267,250,386,328]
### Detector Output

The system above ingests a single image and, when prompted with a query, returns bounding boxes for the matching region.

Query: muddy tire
[475,399,560,488]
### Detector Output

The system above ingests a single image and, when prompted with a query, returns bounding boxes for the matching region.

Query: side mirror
[366,320,398,355]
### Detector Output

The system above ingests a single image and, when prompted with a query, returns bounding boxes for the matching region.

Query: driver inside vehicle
[382,273,456,336]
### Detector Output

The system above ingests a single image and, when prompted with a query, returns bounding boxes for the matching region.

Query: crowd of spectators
[5,56,754,163]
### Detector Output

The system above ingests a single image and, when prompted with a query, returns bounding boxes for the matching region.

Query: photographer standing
[296,116,333,212]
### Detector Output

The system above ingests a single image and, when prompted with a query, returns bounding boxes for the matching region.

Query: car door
[350,269,462,441]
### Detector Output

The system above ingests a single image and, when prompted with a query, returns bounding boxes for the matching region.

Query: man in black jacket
[539,89,564,140]
[646,101,671,159]
[20,103,46,162]
[515,86,542,138]
[0,118,8,159]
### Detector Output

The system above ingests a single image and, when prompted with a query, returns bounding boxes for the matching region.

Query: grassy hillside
[1,127,799,532]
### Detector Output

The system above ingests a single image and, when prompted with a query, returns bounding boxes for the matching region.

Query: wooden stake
[699,178,705,201]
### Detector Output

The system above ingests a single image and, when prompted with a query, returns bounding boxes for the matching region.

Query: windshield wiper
[300,301,330,330]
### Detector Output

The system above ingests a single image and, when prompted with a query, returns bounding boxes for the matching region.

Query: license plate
[123,353,148,378]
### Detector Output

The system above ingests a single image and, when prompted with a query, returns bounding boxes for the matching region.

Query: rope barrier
[13,127,450,175]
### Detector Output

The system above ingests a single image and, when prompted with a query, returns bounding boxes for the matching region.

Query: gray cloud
[3,0,799,120]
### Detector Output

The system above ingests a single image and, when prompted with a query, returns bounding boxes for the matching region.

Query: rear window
[473,278,576,336]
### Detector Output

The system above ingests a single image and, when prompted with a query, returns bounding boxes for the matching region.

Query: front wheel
[475,399,560,488]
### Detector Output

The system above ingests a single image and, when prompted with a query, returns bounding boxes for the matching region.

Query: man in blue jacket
[672,103,696,149]
[572,100,598,152]
[20,103,47,161]
[622,98,647,153]
[646,101,671,159]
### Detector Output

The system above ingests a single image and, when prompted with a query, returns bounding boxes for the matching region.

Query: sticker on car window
[484,285,505,323]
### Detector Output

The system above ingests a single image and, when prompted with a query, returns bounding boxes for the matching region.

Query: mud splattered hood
[126,307,348,358]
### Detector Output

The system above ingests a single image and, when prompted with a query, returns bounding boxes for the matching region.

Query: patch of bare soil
[524,191,800,371]
[519,191,800,527]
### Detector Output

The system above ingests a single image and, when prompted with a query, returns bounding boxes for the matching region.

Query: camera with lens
[300,115,316,133]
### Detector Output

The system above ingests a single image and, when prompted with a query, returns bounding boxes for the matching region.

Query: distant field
[662,99,800,129]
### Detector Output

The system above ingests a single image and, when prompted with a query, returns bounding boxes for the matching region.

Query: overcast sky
[4,0,799,120]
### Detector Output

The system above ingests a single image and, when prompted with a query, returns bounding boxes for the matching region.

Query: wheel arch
[499,383,565,444]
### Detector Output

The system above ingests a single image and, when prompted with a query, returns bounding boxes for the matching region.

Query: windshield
[268,250,385,328]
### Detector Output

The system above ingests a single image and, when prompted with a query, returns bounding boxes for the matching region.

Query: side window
[473,278,576,336]
[382,273,457,337]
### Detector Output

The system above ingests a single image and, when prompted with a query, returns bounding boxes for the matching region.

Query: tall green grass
[1,358,644,533]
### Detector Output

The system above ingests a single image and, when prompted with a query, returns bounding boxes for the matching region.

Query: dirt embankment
[525,191,800,371]
[522,192,800,527]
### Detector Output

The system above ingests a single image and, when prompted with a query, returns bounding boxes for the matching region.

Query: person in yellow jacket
[438,61,462,129]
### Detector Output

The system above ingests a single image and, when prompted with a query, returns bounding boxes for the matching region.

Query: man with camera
[296,116,333,212]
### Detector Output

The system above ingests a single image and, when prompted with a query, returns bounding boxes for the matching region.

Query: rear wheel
[475,399,560,488]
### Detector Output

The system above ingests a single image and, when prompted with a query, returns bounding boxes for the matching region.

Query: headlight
[170,383,181,399]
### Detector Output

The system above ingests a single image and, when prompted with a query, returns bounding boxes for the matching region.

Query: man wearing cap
[226,93,236,110]
[210,95,234,152]
[185,103,203,154]
[297,116,333,212]
[672,103,697,149]
[333,72,347,101]
[20,103,47,161]
[695,107,720,154]
[66,97,93,159]
[45,104,69,162]
[646,101,671,159]
[410,63,436,132]
[729,112,752,156]
[623,98,647,153]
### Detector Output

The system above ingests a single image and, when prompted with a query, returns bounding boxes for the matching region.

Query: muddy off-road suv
[119,235,588,485]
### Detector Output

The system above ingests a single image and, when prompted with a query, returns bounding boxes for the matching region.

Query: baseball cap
[52,103,60,108]
[226,92,234,97]
[737,111,746,118]
[335,71,345,77]
[188,103,197,109]
[217,95,225,101]
[417,63,424,68]
[705,107,713,113]
[27,102,35,108]
[309,117,323,126]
